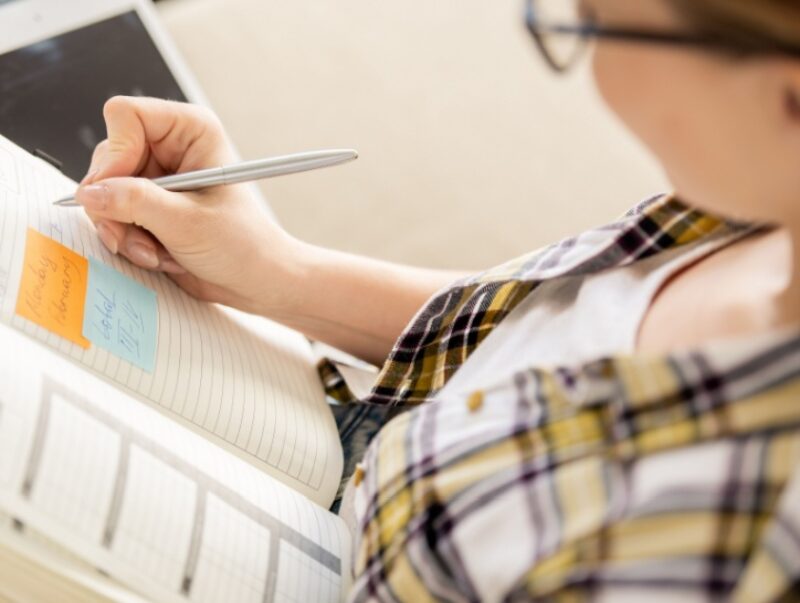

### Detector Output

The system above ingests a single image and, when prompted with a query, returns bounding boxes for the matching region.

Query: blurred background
[157,0,667,270]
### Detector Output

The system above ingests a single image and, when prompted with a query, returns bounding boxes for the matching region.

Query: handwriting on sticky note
[15,228,90,348]
[83,258,158,372]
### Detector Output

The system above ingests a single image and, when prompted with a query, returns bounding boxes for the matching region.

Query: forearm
[78,96,466,362]
[267,243,469,366]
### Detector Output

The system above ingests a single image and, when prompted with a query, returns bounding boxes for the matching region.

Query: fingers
[76,97,228,278]
[92,219,187,274]
[89,96,230,184]
[82,139,109,184]
[121,225,161,269]
[94,219,122,254]
[84,138,164,186]
[95,99,150,180]
[76,176,191,228]
[80,172,188,270]
[76,175,197,275]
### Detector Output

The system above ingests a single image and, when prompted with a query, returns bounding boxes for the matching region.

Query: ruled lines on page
[0,136,342,504]
[0,326,350,603]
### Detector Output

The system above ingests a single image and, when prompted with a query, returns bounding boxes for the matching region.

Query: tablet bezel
[0,0,208,105]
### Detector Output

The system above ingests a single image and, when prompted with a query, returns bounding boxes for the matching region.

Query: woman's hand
[77,96,307,316]
[79,96,467,365]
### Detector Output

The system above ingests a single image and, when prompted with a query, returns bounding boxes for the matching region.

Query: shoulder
[347,336,800,601]
[360,193,738,407]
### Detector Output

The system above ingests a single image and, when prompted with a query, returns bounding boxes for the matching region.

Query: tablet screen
[0,10,187,181]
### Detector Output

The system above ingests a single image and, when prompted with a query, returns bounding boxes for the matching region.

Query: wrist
[246,234,324,320]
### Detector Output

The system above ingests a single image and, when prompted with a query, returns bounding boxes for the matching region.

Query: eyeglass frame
[525,0,800,73]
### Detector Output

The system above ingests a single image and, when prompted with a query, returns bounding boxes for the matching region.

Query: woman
[75,0,800,600]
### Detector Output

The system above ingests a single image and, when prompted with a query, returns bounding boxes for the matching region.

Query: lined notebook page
[0,324,351,603]
[0,135,342,507]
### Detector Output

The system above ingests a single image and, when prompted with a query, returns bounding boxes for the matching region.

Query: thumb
[76,176,190,232]
[91,97,151,181]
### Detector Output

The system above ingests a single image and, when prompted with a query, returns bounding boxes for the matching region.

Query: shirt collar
[469,194,759,286]
[364,193,779,407]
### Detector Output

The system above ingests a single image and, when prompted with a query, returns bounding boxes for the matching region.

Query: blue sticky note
[82,257,158,372]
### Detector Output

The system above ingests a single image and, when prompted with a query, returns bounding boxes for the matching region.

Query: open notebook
[0,134,357,602]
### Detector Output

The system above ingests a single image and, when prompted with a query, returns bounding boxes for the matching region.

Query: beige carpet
[157,0,668,270]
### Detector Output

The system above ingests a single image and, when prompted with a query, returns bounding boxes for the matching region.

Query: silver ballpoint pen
[52,148,359,207]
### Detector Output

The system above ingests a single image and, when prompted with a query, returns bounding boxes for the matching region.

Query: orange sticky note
[15,228,90,348]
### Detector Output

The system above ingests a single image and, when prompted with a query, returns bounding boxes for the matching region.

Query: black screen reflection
[0,11,187,181]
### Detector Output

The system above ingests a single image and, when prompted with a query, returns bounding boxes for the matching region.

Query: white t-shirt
[435,231,739,400]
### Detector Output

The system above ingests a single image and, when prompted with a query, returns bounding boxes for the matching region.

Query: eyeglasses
[525,0,800,73]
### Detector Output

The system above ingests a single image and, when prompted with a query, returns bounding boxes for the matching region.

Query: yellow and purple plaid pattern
[322,195,800,601]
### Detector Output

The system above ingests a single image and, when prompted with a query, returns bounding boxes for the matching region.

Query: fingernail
[95,221,118,255]
[76,184,108,211]
[159,258,188,275]
[80,168,99,185]
[127,242,159,269]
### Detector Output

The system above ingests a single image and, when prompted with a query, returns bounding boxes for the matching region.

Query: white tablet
[0,0,209,181]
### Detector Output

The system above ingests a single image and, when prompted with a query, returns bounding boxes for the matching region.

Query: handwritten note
[83,257,158,372]
[15,228,90,348]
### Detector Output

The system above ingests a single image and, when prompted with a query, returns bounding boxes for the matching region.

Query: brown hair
[667,0,800,51]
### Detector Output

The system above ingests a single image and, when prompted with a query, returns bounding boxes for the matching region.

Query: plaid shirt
[320,195,800,602]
